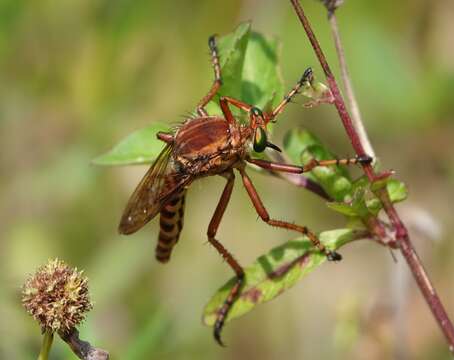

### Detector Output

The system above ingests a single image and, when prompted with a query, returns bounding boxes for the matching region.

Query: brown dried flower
[22,258,93,333]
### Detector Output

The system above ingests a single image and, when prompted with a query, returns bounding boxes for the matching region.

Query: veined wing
[118,143,191,235]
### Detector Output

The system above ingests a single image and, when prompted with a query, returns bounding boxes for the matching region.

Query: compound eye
[253,127,267,152]
[250,107,263,117]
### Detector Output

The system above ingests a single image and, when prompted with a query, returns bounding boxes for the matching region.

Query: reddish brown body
[117,35,371,346]
[118,115,250,242]
[153,116,248,264]
[156,191,186,263]
[173,116,249,176]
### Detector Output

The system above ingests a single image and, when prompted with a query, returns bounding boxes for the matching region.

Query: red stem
[289,0,376,181]
[289,0,454,354]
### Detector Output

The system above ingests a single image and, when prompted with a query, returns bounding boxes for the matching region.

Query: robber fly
[118,35,372,346]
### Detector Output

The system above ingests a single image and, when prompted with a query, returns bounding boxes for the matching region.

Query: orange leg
[206,171,244,346]
[270,67,313,119]
[197,36,222,116]
[239,167,342,261]
[217,95,256,126]
[247,154,372,173]
[220,95,253,113]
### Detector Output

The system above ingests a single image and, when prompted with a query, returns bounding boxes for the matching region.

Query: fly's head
[248,107,281,153]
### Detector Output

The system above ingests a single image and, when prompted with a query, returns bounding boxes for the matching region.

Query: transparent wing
[118,144,191,234]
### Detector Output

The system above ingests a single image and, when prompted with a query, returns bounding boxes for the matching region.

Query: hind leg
[206,171,244,346]
[239,167,341,261]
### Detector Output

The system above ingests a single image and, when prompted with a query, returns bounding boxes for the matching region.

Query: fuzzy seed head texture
[22,258,93,333]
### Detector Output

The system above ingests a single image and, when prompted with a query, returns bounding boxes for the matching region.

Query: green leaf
[203,228,362,326]
[283,128,352,201]
[283,130,409,219]
[366,177,408,214]
[241,31,284,109]
[328,176,409,218]
[327,188,370,219]
[217,22,251,101]
[326,202,358,217]
[387,179,408,203]
[206,23,284,117]
[92,122,171,166]
[95,24,284,166]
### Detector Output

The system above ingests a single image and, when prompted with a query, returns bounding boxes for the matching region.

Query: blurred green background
[1,0,454,359]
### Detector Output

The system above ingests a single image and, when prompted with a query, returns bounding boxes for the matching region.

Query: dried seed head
[320,0,344,16]
[22,259,93,333]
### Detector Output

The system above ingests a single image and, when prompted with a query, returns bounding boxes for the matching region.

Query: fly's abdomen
[156,191,186,263]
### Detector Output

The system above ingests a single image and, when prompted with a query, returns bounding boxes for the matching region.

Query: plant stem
[38,330,53,360]
[59,328,110,360]
[380,191,454,351]
[327,13,375,158]
[289,0,454,354]
[289,0,372,175]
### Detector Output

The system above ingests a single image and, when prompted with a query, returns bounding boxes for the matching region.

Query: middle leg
[238,167,341,261]
[247,154,373,174]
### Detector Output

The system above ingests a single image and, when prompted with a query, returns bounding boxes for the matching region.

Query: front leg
[218,96,254,126]
[196,35,222,116]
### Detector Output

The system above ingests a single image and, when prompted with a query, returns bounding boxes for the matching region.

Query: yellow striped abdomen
[156,191,186,263]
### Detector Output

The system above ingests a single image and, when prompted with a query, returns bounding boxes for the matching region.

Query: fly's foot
[213,319,226,347]
[208,34,217,49]
[356,154,373,165]
[300,67,314,84]
[327,250,342,262]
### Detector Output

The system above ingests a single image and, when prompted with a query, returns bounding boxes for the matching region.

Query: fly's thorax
[172,117,247,176]
[174,116,231,160]
[238,125,255,153]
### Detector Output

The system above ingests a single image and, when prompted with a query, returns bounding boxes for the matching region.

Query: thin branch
[289,0,372,178]
[289,0,454,354]
[59,328,109,360]
[327,12,375,158]
[38,330,53,360]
